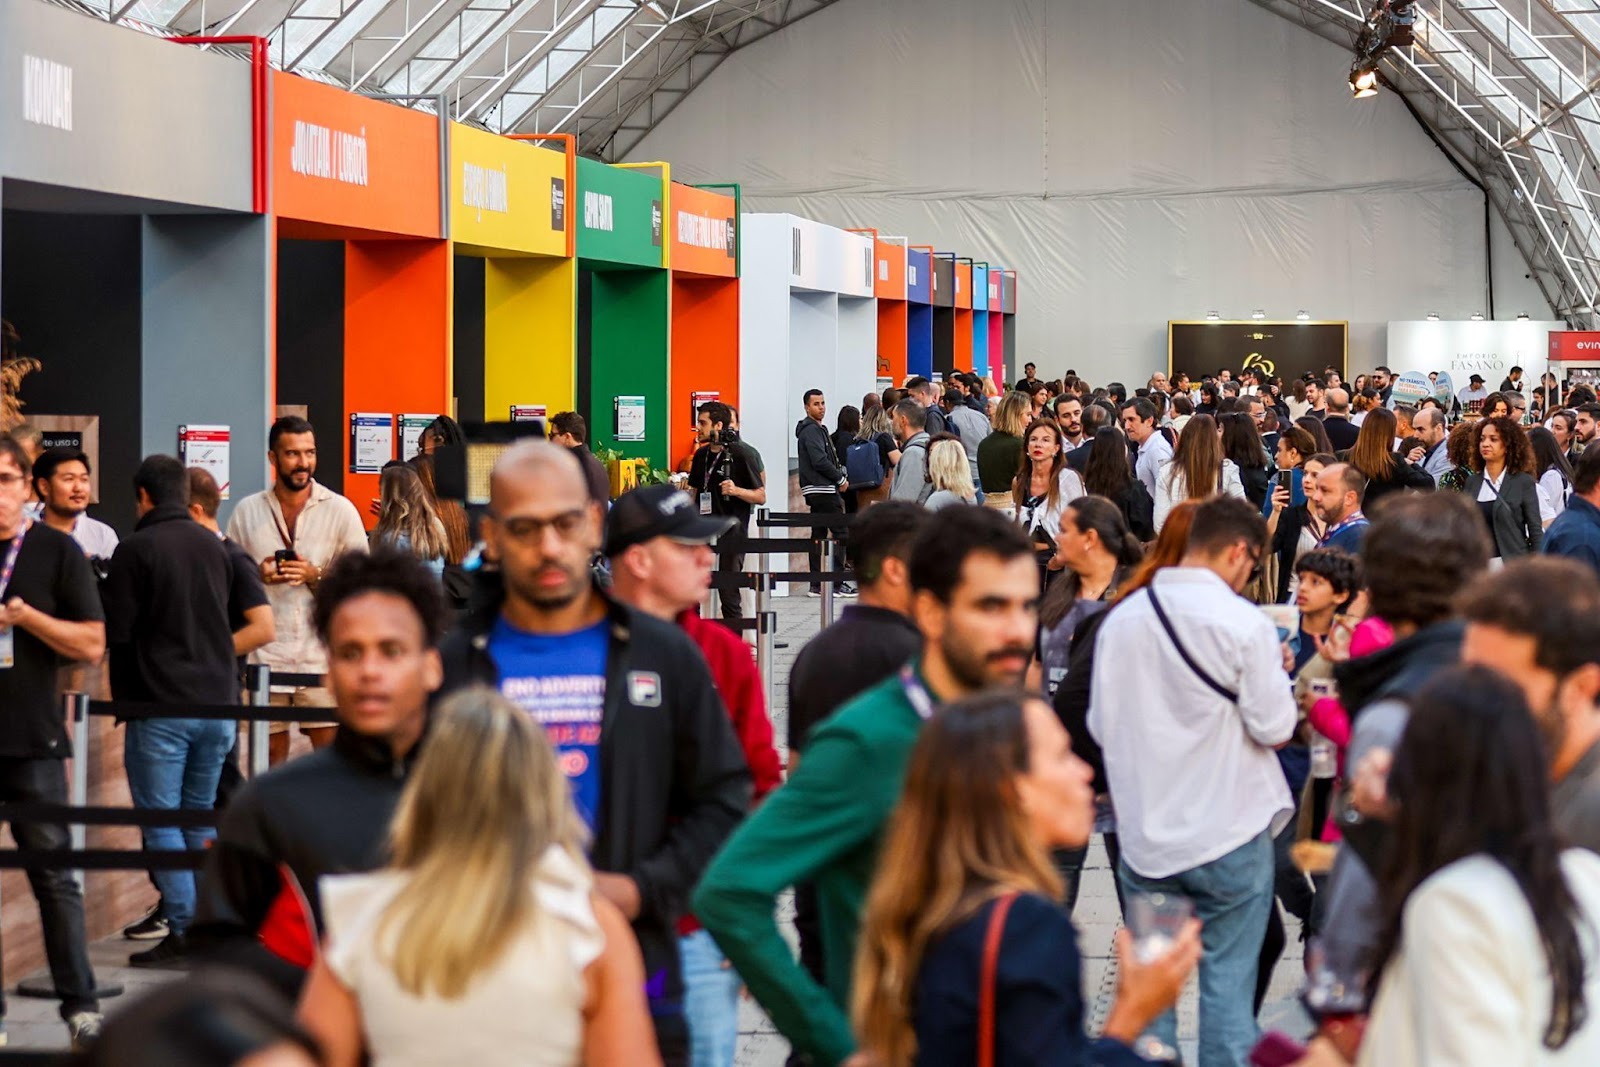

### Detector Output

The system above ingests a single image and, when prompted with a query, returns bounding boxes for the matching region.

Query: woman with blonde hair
[298,687,661,1067]
[854,403,901,507]
[924,437,977,510]
[852,690,1197,1067]
[977,391,1031,511]
[370,465,449,579]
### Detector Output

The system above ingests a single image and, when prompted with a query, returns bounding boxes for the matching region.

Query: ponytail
[1116,532,1144,567]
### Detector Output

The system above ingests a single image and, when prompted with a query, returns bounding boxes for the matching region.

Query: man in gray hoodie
[889,400,933,505]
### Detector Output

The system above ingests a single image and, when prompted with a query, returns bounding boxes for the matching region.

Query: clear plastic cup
[1126,892,1195,964]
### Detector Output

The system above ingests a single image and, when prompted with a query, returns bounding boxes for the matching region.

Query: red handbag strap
[978,892,1019,1067]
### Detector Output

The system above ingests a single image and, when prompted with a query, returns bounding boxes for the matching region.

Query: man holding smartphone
[227,417,367,763]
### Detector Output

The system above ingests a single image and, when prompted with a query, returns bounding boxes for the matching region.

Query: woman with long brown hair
[1153,414,1245,533]
[1082,427,1154,540]
[371,465,449,579]
[851,691,1197,1067]
[1012,418,1086,586]
[1346,407,1434,507]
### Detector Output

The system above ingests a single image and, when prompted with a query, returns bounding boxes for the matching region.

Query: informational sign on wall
[510,404,547,422]
[690,391,720,428]
[615,396,646,442]
[178,424,231,499]
[398,413,437,462]
[349,413,394,474]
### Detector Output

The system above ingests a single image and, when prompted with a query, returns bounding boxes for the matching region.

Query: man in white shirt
[226,416,368,763]
[1121,397,1171,498]
[1088,496,1296,1065]
[28,448,118,561]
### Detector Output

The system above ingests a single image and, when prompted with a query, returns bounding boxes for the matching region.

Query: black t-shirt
[689,441,762,530]
[787,605,922,752]
[223,535,270,672]
[0,523,104,758]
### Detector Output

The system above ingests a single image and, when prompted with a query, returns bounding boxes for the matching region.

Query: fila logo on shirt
[628,671,662,708]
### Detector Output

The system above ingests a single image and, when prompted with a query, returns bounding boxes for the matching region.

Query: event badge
[0,628,12,671]
[699,492,713,516]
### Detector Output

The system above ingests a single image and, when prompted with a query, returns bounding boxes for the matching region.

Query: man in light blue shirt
[1122,398,1172,498]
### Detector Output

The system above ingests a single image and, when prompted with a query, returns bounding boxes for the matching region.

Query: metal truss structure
[63,0,1600,322]
[75,0,839,159]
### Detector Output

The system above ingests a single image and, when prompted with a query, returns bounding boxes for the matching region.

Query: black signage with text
[1168,321,1347,383]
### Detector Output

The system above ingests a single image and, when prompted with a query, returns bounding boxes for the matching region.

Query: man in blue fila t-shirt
[438,440,750,1067]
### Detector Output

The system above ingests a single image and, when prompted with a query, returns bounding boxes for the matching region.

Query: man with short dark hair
[1066,403,1113,473]
[0,433,105,1047]
[1090,497,1295,1064]
[1373,365,1393,404]
[1304,377,1328,419]
[1055,393,1086,448]
[29,448,117,561]
[1315,463,1369,554]
[1015,361,1042,396]
[227,417,368,763]
[688,401,766,628]
[438,441,750,1064]
[903,375,949,437]
[550,410,612,507]
[193,548,445,996]
[1321,388,1359,450]
[1460,558,1600,848]
[1501,365,1525,393]
[695,507,1039,1066]
[1576,403,1600,455]
[888,399,932,505]
[103,454,243,966]
[1121,398,1170,497]
[1545,441,1600,575]
[942,388,989,485]
[796,389,849,598]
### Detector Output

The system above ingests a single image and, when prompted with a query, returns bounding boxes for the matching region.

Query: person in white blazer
[1299,664,1600,1066]
[1153,414,1246,534]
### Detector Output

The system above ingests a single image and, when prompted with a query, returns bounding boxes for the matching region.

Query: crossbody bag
[1145,586,1240,702]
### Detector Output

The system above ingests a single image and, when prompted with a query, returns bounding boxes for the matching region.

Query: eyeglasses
[490,508,588,543]
[1247,549,1265,585]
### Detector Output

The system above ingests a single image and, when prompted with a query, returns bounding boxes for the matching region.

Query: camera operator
[689,401,766,631]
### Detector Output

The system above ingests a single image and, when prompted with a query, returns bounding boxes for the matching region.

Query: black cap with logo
[603,484,736,558]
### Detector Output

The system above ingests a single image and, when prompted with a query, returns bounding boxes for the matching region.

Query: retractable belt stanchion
[820,535,837,628]
[245,664,271,777]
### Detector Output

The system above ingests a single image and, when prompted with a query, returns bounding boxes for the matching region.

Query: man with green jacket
[692,507,1040,1065]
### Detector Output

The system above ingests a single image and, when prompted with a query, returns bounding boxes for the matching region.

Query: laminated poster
[350,414,394,474]
[178,425,231,499]
[398,414,437,462]
[691,391,720,428]
[615,396,647,442]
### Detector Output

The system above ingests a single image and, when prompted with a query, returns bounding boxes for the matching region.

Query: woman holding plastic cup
[851,690,1199,1067]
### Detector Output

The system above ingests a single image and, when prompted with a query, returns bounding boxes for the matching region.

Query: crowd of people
[5,356,1600,1065]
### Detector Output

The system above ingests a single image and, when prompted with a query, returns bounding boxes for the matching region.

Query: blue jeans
[1118,829,1275,1067]
[124,718,235,931]
[680,930,739,1067]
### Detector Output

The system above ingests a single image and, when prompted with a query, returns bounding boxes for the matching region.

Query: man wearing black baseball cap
[1459,373,1490,409]
[606,484,783,1067]
[437,443,750,1066]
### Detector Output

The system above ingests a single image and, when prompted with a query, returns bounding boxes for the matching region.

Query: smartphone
[274,549,299,572]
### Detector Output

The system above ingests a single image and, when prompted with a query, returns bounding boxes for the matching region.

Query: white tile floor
[3,592,1314,1060]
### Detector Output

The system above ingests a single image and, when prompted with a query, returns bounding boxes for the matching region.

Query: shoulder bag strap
[1145,586,1240,703]
[978,891,1018,1067]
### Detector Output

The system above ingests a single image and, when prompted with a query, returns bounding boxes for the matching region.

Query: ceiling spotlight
[1517,312,1530,320]
[1296,310,1311,321]
[1350,65,1380,98]
[1205,311,1220,321]
[1426,312,1441,321]
[1251,309,1266,320]
[1470,312,1485,321]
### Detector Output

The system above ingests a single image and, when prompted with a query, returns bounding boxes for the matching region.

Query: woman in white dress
[298,687,661,1067]
[1153,414,1245,533]
[1012,418,1086,589]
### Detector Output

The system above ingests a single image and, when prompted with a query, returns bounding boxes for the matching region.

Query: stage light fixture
[1251,309,1266,320]
[1517,312,1530,321]
[1470,312,1485,321]
[1296,310,1311,321]
[1206,311,1221,321]
[1426,312,1441,321]
[1350,66,1379,98]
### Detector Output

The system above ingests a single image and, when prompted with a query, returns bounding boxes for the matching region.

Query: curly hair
[313,546,449,648]
[1469,415,1537,476]
[1293,547,1362,603]
[1445,419,1477,470]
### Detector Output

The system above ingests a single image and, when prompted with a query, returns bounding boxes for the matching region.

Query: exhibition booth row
[0,3,1020,532]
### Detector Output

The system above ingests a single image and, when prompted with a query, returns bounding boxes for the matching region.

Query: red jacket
[677,610,784,936]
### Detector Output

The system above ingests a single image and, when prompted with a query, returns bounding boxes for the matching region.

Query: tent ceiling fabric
[67,0,1600,324]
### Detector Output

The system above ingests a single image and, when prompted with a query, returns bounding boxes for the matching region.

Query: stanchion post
[820,533,837,627]
[66,692,89,887]
[755,577,775,709]
[246,665,271,778]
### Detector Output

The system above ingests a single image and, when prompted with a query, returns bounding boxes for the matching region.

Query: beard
[1536,699,1570,770]
[277,465,312,490]
[940,632,1031,691]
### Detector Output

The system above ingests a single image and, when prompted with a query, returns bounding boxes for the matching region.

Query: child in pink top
[1306,616,1394,842]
